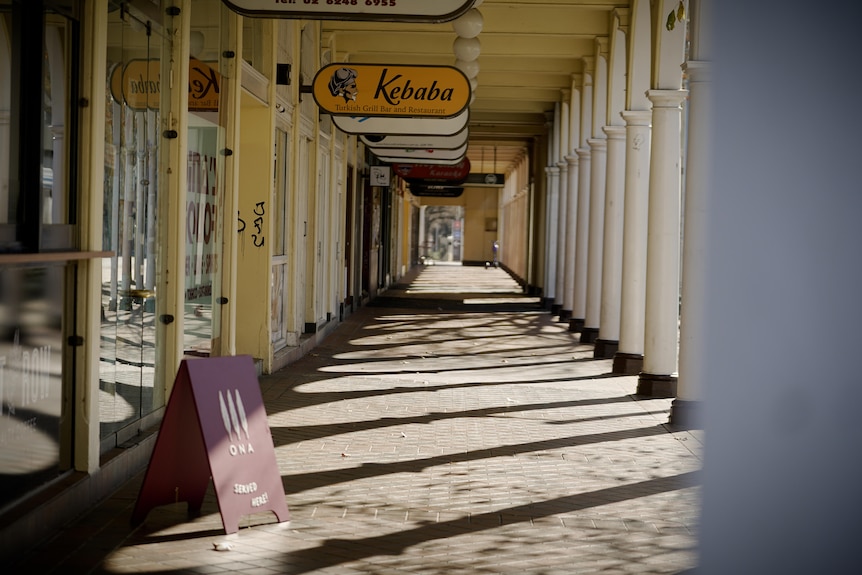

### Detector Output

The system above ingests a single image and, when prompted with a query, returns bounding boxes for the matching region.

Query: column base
[636,373,678,398]
[551,303,562,315]
[669,399,702,429]
[559,309,572,322]
[612,352,643,375]
[569,318,584,333]
[580,327,599,344]
[593,339,618,359]
[541,297,554,310]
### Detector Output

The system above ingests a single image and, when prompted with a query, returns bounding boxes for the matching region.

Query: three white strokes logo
[218,389,255,456]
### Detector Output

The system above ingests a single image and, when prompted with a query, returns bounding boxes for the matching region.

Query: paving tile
[12,266,701,574]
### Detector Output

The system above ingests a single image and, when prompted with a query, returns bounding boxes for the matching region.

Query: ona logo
[218,389,255,456]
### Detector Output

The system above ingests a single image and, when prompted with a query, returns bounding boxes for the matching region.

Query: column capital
[621,109,652,126]
[603,125,626,139]
[587,137,607,151]
[576,147,591,160]
[683,60,711,83]
[646,89,688,108]
[613,7,630,33]
[581,56,595,78]
[595,36,609,60]
[565,154,580,167]
[546,165,560,176]
[557,161,569,173]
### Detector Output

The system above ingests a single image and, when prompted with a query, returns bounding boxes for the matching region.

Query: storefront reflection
[0,266,65,508]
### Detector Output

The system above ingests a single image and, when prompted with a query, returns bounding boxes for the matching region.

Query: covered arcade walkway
[14,264,701,574]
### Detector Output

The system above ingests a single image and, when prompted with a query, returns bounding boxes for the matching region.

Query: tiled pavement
[13,264,703,574]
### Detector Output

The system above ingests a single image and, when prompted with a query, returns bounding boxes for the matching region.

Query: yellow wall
[462,187,499,263]
[235,93,274,364]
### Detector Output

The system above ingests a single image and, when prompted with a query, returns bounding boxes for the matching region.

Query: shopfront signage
[392,158,471,183]
[360,129,469,150]
[409,185,465,198]
[464,173,506,186]
[378,155,465,166]
[222,0,476,23]
[313,64,470,119]
[369,143,468,162]
[132,356,290,534]
[110,57,220,112]
[332,109,469,136]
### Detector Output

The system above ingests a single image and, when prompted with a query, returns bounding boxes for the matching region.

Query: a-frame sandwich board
[131,355,289,534]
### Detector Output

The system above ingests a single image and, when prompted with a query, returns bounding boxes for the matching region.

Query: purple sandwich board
[131,356,289,534]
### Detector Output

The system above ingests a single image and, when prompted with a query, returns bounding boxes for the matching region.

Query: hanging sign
[332,109,469,136]
[464,173,506,186]
[370,165,391,187]
[313,64,470,119]
[110,57,221,112]
[132,356,290,534]
[392,158,471,183]
[409,185,465,198]
[378,155,465,166]
[369,143,468,162]
[222,0,476,23]
[361,129,469,151]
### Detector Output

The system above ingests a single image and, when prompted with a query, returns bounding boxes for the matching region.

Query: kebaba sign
[313,64,470,119]
[222,0,476,23]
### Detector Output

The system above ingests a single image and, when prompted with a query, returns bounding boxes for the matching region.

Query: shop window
[100,0,169,444]
[0,0,78,252]
[0,0,80,509]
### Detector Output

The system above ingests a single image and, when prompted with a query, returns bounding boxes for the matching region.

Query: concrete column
[595,125,626,358]
[555,161,570,320]
[562,153,579,317]
[543,163,558,307]
[548,165,561,313]
[569,147,590,332]
[672,59,711,427]
[542,112,557,308]
[569,62,593,333]
[581,137,607,343]
[555,92,571,320]
[637,89,687,397]
[613,110,652,374]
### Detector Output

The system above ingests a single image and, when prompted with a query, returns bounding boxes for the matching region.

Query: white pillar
[548,165,561,307]
[673,60,709,426]
[570,147,590,331]
[581,137,607,343]
[613,110,652,374]
[544,115,559,308]
[555,92,571,319]
[637,89,687,397]
[595,125,626,358]
[562,79,581,318]
[554,161,568,315]
[562,153,579,316]
[569,61,593,332]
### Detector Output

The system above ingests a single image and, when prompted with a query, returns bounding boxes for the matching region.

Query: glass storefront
[185,0,229,357]
[0,266,66,508]
[100,0,169,442]
[1,0,79,508]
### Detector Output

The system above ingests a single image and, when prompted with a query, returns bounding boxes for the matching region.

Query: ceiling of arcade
[320,0,630,177]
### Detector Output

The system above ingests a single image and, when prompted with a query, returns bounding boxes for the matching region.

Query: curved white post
[613,110,652,374]
[637,89,687,397]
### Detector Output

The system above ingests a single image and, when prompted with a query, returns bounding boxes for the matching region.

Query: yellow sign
[312,64,470,119]
[109,58,221,112]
